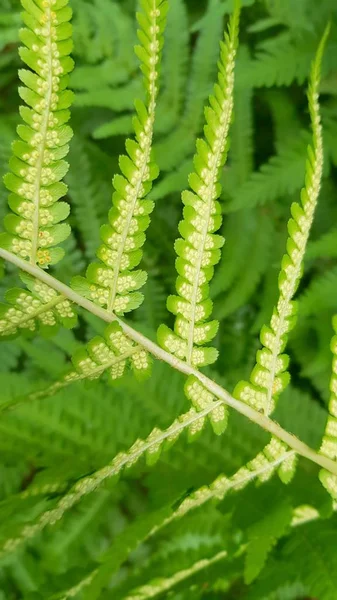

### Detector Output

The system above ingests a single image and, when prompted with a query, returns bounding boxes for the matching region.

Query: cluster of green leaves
[0,0,337,599]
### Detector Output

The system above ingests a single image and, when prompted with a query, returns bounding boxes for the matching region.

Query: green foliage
[72,0,167,316]
[0,0,337,598]
[158,3,240,369]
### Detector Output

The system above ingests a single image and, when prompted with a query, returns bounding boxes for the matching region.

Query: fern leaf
[239,32,314,88]
[319,316,337,500]
[155,0,189,135]
[120,550,228,600]
[0,0,74,268]
[244,499,292,584]
[307,227,337,260]
[213,210,273,320]
[279,517,337,600]
[27,322,152,403]
[172,438,297,525]
[158,2,240,369]
[0,272,76,338]
[154,0,225,172]
[233,26,329,416]
[72,0,167,316]
[226,131,309,212]
[298,265,337,317]
[0,401,223,557]
[65,135,103,260]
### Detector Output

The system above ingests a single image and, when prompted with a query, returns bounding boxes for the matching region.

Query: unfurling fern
[72,0,168,316]
[158,4,240,369]
[233,25,329,417]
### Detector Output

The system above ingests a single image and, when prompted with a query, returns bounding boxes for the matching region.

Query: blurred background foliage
[0,0,337,598]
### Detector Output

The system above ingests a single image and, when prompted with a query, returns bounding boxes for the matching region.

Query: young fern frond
[319,316,337,500]
[158,3,240,369]
[72,0,167,316]
[0,0,74,268]
[233,25,329,417]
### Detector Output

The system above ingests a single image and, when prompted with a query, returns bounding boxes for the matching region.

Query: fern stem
[1,247,337,476]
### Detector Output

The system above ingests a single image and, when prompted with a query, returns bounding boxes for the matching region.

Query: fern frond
[233,26,329,416]
[172,439,297,524]
[307,227,337,260]
[298,265,337,317]
[154,0,189,135]
[239,32,314,88]
[158,3,240,369]
[72,0,167,316]
[154,0,225,173]
[226,131,309,212]
[0,401,222,557]
[276,516,337,600]
[27,322,151,402]
[0,0,74,268]
[65,135,103,260]
[213,210,272,320]
[319,316,337,500]
[244,499,293,584]
[0,272,76,338]
[121,550,228,600]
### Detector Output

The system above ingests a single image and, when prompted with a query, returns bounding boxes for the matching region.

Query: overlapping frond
[233,25,329,416]
[72,0,167,316]
[319,316,337,500]
[158,3,240,369]
[0,0,74,268]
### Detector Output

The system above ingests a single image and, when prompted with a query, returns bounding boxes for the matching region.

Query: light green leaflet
[158,3,240,369]
[72,0,168,316]
[233,25,329,417]
[0,0,77,336]
[320,315,337,500]
[1,0,74,268]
